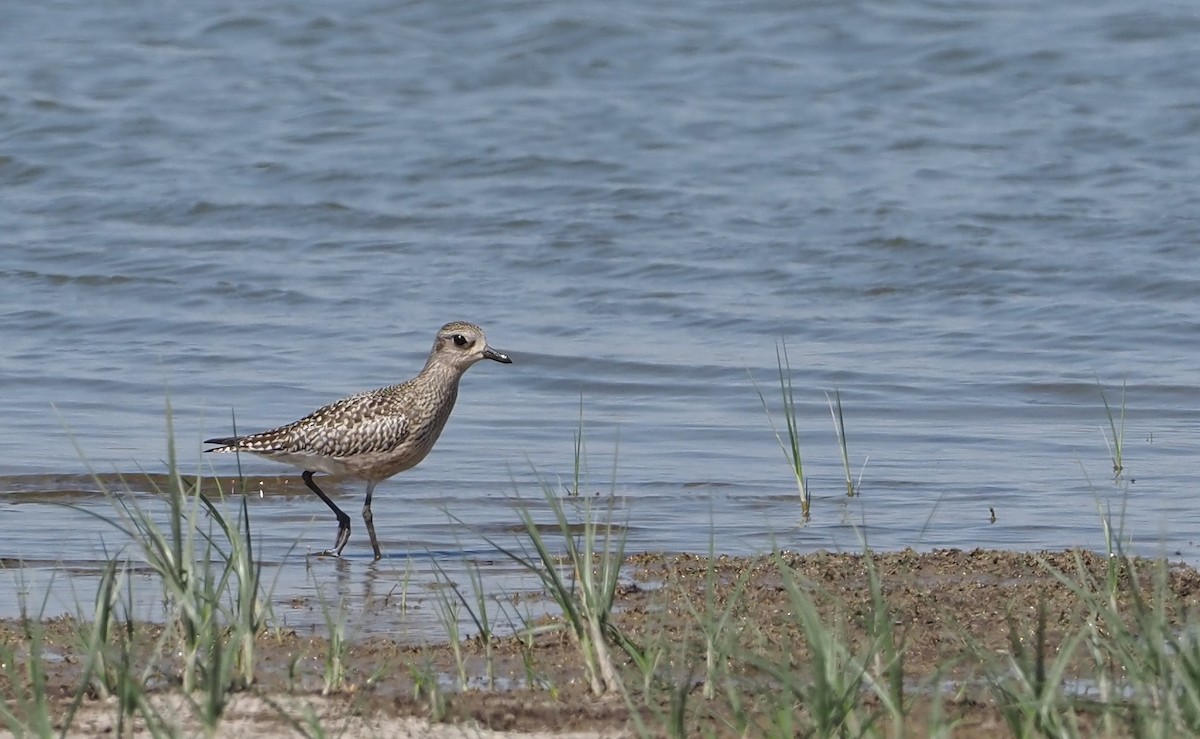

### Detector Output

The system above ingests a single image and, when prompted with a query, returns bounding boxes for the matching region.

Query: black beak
[484,347,512,364]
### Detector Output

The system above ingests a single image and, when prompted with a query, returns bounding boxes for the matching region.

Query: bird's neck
[419,358,466,386]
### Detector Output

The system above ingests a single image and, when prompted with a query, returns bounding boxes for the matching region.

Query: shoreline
[4,546,1199,737]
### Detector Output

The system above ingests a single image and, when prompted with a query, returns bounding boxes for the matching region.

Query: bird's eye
[453,334,468,347]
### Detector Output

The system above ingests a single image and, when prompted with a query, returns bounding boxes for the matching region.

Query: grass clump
[473,414,629,696]
[430,556,504,690]
[827,388,863,497]
[490,487,628,695]
[715,551,912,737]
[312,576,351,695]
[752,340,811,518]
[0,585,57,737]
[79,416,272,701]
[31,404,283,735]
[1098,378,1127,478]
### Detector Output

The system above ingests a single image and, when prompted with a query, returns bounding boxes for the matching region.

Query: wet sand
[4,548,1199,737]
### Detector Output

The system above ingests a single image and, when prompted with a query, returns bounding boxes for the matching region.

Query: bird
[204,321,512,560]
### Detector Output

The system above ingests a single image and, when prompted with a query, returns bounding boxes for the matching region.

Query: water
[3,0,1200,634]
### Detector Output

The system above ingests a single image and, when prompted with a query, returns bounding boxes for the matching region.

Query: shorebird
[204,321,512,560]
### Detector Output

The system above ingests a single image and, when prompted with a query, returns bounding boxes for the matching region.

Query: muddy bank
[3,548,1198,737]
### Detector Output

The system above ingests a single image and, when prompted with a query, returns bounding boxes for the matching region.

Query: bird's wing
[223,390,412,458]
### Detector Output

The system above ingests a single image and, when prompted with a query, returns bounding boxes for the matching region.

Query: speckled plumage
[205,321,511,559]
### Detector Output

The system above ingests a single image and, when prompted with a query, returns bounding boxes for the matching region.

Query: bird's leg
[302,471,351,556]
[362,481,382,561]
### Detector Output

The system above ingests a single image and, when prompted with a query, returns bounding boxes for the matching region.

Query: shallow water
[3,0,1200,636]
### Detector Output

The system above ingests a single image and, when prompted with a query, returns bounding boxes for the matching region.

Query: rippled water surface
[3,0,1200,634]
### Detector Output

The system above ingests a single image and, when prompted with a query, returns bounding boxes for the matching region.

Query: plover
[204,321,512,560]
